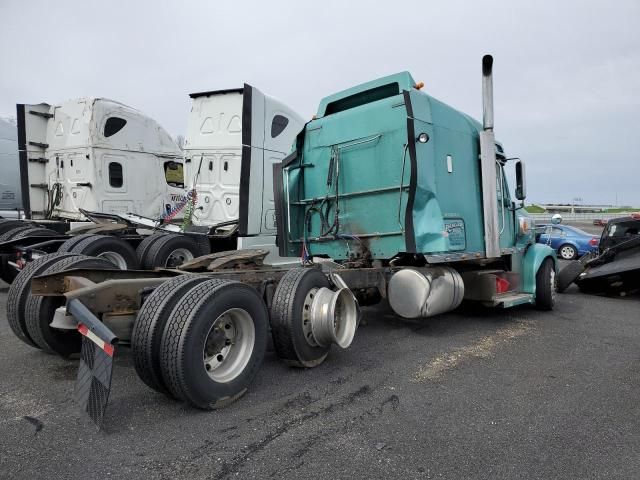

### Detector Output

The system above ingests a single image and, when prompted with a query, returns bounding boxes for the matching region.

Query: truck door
[497,162,516,249]
[16,103,51,218]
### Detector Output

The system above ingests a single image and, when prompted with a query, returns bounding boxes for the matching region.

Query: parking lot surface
[1,274,639,479]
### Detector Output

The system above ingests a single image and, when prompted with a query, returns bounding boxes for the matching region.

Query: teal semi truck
[7,56,556,426]
[274,55,557,316]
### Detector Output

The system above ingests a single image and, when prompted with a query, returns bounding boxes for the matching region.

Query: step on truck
[0,86,304,282]
[7,55,557,427]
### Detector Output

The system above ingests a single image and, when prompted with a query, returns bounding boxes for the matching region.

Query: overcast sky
[1,0,638,206]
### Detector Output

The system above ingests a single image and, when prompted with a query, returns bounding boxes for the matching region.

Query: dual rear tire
[59,234,139,270]
[136,233,206,270]
[132,276,268,409]
[6,253,115,355]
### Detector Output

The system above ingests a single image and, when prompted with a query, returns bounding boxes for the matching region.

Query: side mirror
[515,160,526,200]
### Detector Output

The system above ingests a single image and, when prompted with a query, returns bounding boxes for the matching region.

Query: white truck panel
[0,118,21,215]
[17,98,186,221]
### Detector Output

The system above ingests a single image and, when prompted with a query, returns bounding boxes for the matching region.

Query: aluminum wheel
[165,247,195,268]
[302,288,319,347]
[203,308,255,383]
[97,251,128,269]
[559,245,577,260]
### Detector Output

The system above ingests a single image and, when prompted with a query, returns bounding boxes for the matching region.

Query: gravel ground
[1,273,639,479]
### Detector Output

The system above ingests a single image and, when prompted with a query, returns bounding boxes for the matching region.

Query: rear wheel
[535,258,556,310]
[67,234,139,269]
[558,244,578,260]
[57,233,97,253]
[135,233,166,266]
[159,280,268,408]
[24,255,114,356]
[6,253,79,348]
[142,234,200,269]
[270,268,331,368]
[132,274,209,395]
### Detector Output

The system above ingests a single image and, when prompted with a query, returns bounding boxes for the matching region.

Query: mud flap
[67,299,118,429]
[75,333,115,428]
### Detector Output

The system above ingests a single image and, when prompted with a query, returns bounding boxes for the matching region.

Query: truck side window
[104,117,127,137]
[271,115,289,138]
[109,162,123,188]
[164,161,184,188]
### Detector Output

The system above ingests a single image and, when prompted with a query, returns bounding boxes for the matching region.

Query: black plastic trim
[16,104,32,219]
[238,84,253,236]
[402,91,417,253]
[189,87,244,99]
[273,162,287,257]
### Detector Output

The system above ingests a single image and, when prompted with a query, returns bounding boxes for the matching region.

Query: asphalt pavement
[1,273,639,480]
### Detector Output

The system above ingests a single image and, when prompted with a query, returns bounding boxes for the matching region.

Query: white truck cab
[17,98,185,221]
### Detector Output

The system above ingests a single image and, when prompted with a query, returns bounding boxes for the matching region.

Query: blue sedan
[535,224,600,260]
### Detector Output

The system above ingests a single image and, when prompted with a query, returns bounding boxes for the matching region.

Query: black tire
[0,225,33,242]
[132,274,208,395]
[24,255,114,356]
[142,234,201,269]
[57,233,98,253]
[270,267,331,368]
[160,279,268,408]
[12,227,59,239]
[0,220,31,236]
[558,243,578,260]
[556,261,586,293]
[6,253,79,348]
[135,233,166,266]
[535,258,556,310]
[68,234,139,269]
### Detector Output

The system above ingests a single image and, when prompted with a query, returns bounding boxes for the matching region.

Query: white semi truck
[0,117,22,217]
[0,86,303,281]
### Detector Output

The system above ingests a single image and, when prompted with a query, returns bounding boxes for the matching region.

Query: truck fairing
[183,84,304,237]
[279,72,532,263]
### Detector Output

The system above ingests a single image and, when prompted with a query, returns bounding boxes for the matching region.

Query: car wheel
[558,244,578,260]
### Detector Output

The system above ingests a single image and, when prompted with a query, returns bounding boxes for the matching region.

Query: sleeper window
[109,162,123,188]
[104,117,127,137]
[271,115,289,138]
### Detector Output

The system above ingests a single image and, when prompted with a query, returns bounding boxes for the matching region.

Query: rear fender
[522,243,557,294]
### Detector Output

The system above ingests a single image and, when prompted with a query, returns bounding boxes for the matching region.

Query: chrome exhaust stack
[480,54,501,258]
[306,273,359,348]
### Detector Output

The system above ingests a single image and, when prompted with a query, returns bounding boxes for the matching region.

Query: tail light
[496,277,510,294]
[589,238,598,246]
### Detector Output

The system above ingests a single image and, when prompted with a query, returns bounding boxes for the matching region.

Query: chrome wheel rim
[98,251,127,269]
[203,308,255,383]
[165,248,195,268]
[302,288,319,347]
[550,268,557,305]
[560,246,575,260]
